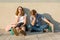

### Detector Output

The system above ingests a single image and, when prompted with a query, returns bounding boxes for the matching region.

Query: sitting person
[28,9,54,32]
[6,6,27,36]
[14,6,27,36]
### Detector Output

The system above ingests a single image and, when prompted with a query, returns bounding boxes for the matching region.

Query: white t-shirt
[30,16,34,23]
[16,14,27,23]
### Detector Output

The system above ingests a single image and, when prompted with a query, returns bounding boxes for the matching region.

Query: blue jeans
[27,24,48,32]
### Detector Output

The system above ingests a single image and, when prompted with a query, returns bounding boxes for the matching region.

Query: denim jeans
[27,24,48,32]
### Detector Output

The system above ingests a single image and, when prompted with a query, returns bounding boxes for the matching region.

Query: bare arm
[15,16,19,24]
[42,18,53,26]
[23,16,27,25]
[31,16,36,26]
[15,14,20,25]
[42,17,54,32]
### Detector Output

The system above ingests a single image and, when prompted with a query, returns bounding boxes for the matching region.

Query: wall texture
[0,2,60,31]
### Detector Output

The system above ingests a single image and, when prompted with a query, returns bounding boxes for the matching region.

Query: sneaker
[43,29,48,33]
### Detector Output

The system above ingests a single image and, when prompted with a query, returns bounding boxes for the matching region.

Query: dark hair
[30,9,37,16]
[15,6,24,16]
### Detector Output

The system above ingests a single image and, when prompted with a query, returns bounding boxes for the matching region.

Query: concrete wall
[0,2,60,31]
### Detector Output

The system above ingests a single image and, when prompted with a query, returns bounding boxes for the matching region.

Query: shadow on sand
[23,8,60,36]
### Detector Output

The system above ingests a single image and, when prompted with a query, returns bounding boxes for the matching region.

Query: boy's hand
[49,23,54,27]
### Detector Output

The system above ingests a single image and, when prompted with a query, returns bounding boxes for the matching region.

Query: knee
[21,27,25,31]
[16,27,19,30]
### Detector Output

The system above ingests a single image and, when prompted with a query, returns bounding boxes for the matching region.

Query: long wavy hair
[15,6,24,16]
